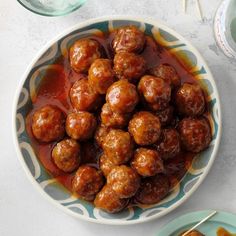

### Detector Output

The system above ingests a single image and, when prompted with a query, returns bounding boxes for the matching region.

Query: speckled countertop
[1,0,236,235]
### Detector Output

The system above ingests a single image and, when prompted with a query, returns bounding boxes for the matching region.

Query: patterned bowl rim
[12,16,222,225]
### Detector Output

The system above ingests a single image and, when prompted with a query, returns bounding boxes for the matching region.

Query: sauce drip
[217,227,236,236]
[26,33,201,196]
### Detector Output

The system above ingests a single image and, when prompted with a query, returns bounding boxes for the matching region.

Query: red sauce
[26,32,201,196]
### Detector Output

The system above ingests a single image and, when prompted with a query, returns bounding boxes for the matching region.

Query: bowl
[13,16,222,225]
[17,0,86,17]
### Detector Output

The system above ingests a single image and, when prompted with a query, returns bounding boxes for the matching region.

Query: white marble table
[1,0,236,235]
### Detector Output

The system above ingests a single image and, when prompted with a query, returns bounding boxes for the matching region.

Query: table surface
[1,0,236,235]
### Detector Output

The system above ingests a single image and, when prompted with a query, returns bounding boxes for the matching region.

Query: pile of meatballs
[30,26,212,213]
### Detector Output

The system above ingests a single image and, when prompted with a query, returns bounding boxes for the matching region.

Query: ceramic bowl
[17,0,86,17]
[13,16,222,225]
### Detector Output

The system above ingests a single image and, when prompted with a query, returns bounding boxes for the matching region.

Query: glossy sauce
[217,227,236,236]
[26,32,203,196]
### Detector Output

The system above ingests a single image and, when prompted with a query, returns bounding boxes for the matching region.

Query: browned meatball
[138,75,171,111]
[135,174,170,204]
[66,112,97,141]
[72,165,104,200]
[69,39,101,73]
[88,59,115,94]
[155,106,174,127]
[106,80,139,113]
[178,117,212,153]
[131,148,164,177]
[103,129,134,165]
[99,154,117,177]
[107,165,140,198]
[94,185,128,213]
[70,78,102,112]
[113,52,146,83]
[52,139,80,172]
[175,83,205,117]
[94,125,110,148]
[32,105,65,142]
[128,111,161,146]
[156,129,181,160]
[180,230,205,236]
[101,103,131,129]
[149,64,181,88]
[112,25,146,53]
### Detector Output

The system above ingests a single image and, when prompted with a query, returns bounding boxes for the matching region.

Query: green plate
[158,210,236,236]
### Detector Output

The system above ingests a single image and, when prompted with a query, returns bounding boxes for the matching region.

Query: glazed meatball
[66,112,97,141]
[99,154,117,177]
[107,165,140,198]
[72,165,104,200]
[69,39,101,73]
[175,83,205,117]
[101,103,131,129]
[135,174,170,204]
[149,64,181,88]
[88,59,115,94]
[112,25,146,53]
[103,129,134,165]
[178,117,212,153]
[70,78,101,112]
[32,105,65,142]
[138,75,171,111]
[131,148,164,177]
[113,52,146,83]
[180,230,205,236]
[106,80,139,113]
[156,129,181,160]
[94,125,110,148]
[52,139,80,172]
[128,111,161,146]
[94,185,128,213]
[155,105,174,127]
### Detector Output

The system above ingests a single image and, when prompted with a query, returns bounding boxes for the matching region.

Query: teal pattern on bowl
[13,17,222,225]
[17,0,86,17]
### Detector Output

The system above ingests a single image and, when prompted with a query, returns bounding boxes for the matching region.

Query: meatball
[70,78,102,112]
[135,174,170,204]
[149,64,181,88]
[101,103,131,129]
[99,154,117,177]
[131,148,164,177]
[107,165,140,198]
[128,111,161,146]
[103,129,134,165]
[175,83,205,117]
[88,59,115,94]
[69,39,101,73]
[66,112,97,141]
[94,185,128,213]
[138,75,171,111]
[180,230,205,236]
[32,105,65,142]
[106,80,139,113]
[94,125,110,148]
[112,25,146,53]
[72,165,104,200]
[178,117,212,153]
[52,139,80,172]
[156,129,181,160]
[113,52,146,83]
[155,106,174,127]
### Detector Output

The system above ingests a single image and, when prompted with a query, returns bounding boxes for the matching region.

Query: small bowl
[17,0,86,17]
[13,16,222,225]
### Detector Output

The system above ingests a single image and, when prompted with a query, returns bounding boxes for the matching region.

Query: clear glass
[214,0,236,59]
[17,0,86,17]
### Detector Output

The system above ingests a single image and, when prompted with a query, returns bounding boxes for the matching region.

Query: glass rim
[17,0,86,17]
